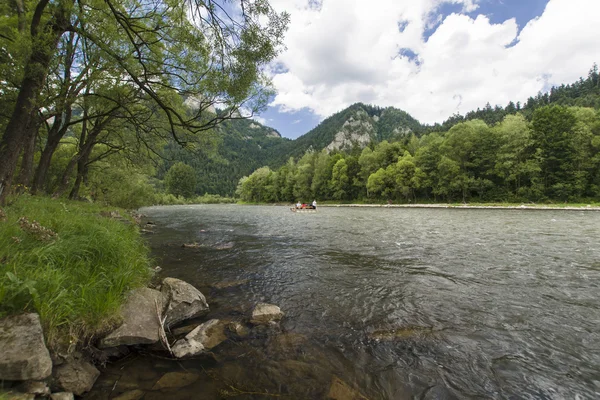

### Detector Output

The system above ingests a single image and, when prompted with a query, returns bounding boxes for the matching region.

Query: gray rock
[250,303,284,325]
[100,287,164,348]
[50,393,74,400]
[54,359,100,396]
[161,278,209,327]
[16,380,50,396]
[0,313,53,380]
[171,319,227,358]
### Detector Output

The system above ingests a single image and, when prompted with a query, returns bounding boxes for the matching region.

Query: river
[86,205,600,399]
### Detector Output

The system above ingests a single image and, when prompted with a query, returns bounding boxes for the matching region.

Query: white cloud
[267,0,600,124]
[252,115,268,125]
[292,119,302,124]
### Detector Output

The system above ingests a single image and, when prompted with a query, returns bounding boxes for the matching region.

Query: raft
[290,207,317,213]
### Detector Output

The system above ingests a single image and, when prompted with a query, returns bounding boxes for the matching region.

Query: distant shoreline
[317,203,600,211]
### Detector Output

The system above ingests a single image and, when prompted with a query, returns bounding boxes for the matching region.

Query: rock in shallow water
[250,303,284,325]
[112,389,145,400]
[161,278,209,327]
[152,372,200,390]
[327,376,369,400]
[100,288,164,348]
[50,393,74,400]
[0,313,53,381]
[54,359,100,396]
[171,319,227,358]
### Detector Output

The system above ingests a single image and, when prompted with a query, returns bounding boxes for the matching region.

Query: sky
[250,0,600,139]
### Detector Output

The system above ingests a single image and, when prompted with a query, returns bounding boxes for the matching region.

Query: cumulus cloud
[267,0,600,124]
[252,115,268,125]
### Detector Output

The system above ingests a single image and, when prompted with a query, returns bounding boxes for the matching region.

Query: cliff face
[326,109,376,152]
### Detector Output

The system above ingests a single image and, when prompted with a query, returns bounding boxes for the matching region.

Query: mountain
[158,118,288,196]
[161,64,600,197]
[159,103,425,196]
[265,103,424,166]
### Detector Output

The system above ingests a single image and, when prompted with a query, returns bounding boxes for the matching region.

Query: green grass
[0,195,152,350]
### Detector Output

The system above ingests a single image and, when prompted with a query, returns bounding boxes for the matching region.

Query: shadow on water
[85,205,600,399]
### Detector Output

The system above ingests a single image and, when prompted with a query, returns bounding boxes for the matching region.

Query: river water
[86,205,600,399]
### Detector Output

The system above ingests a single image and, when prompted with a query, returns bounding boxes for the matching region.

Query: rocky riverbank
[0,276,285,399]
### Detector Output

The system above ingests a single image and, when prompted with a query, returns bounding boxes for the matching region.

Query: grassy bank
[0,196,152,350]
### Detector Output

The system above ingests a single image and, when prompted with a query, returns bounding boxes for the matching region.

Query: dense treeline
[153,65,600,197]
[159,118,287,196]
[237,105,600,203]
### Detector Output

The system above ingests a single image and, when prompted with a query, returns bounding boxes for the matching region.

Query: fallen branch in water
[155,299,173,356]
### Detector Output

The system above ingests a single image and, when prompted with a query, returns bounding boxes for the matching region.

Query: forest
[237,66,600,204]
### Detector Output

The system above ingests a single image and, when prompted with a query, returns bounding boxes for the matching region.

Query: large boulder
[0,313,53,380]
[100,288,164,348]
[54,359,100,396]
[250,303,284,325]
[171,319,227,358]
[161,278,209,327]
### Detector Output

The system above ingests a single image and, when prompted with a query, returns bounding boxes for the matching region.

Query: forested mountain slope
[164,65,600,198]
[158,118,287,196]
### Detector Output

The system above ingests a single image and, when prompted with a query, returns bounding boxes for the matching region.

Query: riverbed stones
[227,321,250,339]
[50,393,74,400]
[171,319,227,358]
[0,313,53,380]
[100,287,164,348]
[152,372,200,390]
[112,389,145,400]
[16,381,50,396]
[327,376,368,400]
[161,278,209,327]
[250,303,284,325]
[54,359,100,396]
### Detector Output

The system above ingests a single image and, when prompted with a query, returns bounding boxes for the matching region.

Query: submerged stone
[152,372,199,390]
[171,319,227,358]
[327,376,369,400]
[0,313,53,380]
[112,389,145,400]
[368,326,433,341]
[100,288,164,348]
[212,279,249,289]
[227,321,250,339]
[250,303,284,325]
[161,278,209,327]
[49,393,74,400]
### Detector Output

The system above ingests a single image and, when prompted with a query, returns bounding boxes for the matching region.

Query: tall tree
[0,0,288,203]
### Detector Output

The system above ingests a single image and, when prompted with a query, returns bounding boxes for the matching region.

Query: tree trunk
[0,76,46,203]
[53,157,78,198]
[31,111,72,194]
[16,116,41,190]
[69,153,90,200]
[0,1,71,204]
